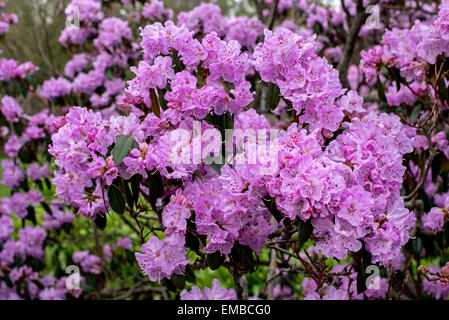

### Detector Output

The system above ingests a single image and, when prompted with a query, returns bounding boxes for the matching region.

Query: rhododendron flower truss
[2,0,449,301]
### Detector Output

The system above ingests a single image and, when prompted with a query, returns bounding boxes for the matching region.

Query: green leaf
[106,68,113,81]
[312,22,323,34]
[26,206,37,225]
[266,82,281,110]
[112,135,138,166]
[355,248,373,295]
[163,278,177,292]
[185,265,197,285]
[207,252,224,270]
[222,81,235,98]
[185,223,200,253]
[148,170,164,199]
[150,88,161,118]
[130,174,141,206]
[208,161,223,175]
[158,87,168,110]
[262,196,283,223]
[171,274,186,290]
[18,146,33,163]
[297,219,313,250]
[410,106,421,123]
[229,244,256,273]
[439,77,449,101]
[108,184,125,214]
[432,153,442,183]
[41,202,52,215]
[94,214,107,230]
[123,181,134,209]
[13,122,22,136]
[222,111,234,131]
[381,65,389,78]
[377,77,387,103]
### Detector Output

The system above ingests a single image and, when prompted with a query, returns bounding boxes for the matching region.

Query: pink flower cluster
[253,28,344,132]
[0,58,38,82]
[0,2,17,36]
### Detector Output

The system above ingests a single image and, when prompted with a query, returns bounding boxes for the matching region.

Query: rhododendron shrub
[1,0,449,300]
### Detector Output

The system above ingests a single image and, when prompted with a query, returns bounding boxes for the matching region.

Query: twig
[268,0,280,30]
[338,0,380,88]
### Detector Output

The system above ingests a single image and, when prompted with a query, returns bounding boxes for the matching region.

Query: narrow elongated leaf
[185,265,197,285]
[432,154,442,183]
[26,207,37,225]
[266,82,281,110]
[410,106,421,123]
[297,219,313,250]
[130,174,141,206]
[123,181,134,209]
[150,89,161,118]
[377,77,387,103]
[439,77,449,101]
[355,248,373,294]
[148,170,164,199]
[262,196,283,223]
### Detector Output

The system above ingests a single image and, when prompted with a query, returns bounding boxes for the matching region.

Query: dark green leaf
[41,202,52,215]
[150,89,161,118]
[108,184,125,214]
[186,228,200,253]
[163,278,177,292]
[355,249,372,294]
[13,122,22,136]
[148,170,164,199]
[94,214,107,230]
[26,207,36,225]
[312,22,323,34]
[266,82,281,110]
[130,174,141,206]
[432,153,442,183]
[171,274,186,290]
[439,77,449,101]
[297,219,313,250]
[123,181,134,209]
[377,77,387,103]
[207,252,224,270]
[185,265,196,285]
[262,196,283,223]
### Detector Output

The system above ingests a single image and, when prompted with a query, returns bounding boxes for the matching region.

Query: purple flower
[135,235,189,282]
[0,95,22,122]
[422,207,446,232]
[1,159,24,189]
[73,250,102,274]
[0,215,14,242]
[116,237,133,250]
[180,279,237,300]
[16,226,47,260]
[26,163,49,181]
[40,77,72,100]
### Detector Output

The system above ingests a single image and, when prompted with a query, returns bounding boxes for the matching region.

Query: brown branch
[338,0,380,88]
[268,0,280,30]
